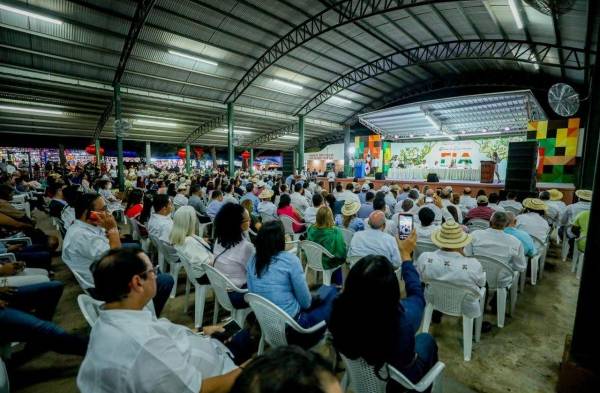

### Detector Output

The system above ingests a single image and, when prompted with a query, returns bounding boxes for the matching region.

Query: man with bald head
[347,210,402,268]
[459,187,477,210]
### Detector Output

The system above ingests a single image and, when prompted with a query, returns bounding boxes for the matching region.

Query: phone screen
[211,319,242,343]
[398,214,413,240]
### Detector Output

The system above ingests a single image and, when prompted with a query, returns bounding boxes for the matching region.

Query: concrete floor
[5,211,579,393]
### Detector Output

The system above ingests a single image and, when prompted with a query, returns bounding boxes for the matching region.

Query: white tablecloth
[387,168,481,181]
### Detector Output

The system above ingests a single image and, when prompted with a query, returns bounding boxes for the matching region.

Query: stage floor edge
[317,177,575,204]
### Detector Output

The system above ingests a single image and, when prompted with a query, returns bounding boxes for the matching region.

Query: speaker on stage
[337,171,345,178]
[505,141,538,194]
[375,172,385,180]
[282,151,294,177]
[426,173,439,182]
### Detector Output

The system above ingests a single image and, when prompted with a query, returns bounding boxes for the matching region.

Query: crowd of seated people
[0,159,593,393]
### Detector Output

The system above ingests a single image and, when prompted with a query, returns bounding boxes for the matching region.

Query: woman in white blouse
[169,206,213,283]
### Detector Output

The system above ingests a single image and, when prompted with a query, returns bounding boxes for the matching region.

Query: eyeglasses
[139,265,159,278]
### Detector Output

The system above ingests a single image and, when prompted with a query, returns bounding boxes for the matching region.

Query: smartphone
[89,211,100,222]
[211,319,242,343]
[398,214,414,240]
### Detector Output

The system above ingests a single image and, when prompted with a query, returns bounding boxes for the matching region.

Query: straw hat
[258,189,274,199]
[353,183,361,192]
[575,189,592,201]
[431,219,472,249]
[177,183,187,191]
[341,199,361,216]
[522,198,547,211]
[548,189,563,201]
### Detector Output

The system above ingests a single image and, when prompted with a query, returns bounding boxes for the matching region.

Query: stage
[317,177,575,204]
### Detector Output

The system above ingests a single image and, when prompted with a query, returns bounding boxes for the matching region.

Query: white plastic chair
[531,236,548,281]
[346,255,363,268]
[70,269,95,295]
[0,357,8,393]
[474,255,519,328]
[148,234,166,273]
[279,215,307,241]
[415,240,438,260]
[572,236,586,280]
[340,227,354,249]
[503,205,521,216]
[203,264,251,326]
[244,293,326,355]
[299,240,342,286]
[77,294,104,327]
[128,217,150,253]
[561,226,571,262]
[466,219,489,232]
[176,252,213,328]
[159,240,183,298]
[340,354,445,393]
[421,279,486,361]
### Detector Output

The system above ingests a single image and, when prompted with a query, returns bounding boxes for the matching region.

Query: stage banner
[354,134,383,175]
[527,118,580,183]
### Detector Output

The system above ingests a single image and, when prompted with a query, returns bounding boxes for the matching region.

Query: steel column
[114,83,124,192]
[250,148,254,174]
[145,141,151,164]
[227,102,235,176]
[298,114,305,173]
[343,126,350,177]
[185,144,191,174]
[95,138,101,167]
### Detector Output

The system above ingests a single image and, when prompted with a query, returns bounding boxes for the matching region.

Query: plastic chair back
[71,269,95,293]
[474,255,513,290]
[415,240,438,259]
[299,240,333,273]
[260,212,278,224]
[279,215,296,235]
[503,205,521,215]
[347,255,363,268]
[0,357,8,393]
[203,264,245,314]
[128,217,143,240]
[77,294,104,327]
[340,227,354,249]
[159,240,180,264]
[424,279,481,317]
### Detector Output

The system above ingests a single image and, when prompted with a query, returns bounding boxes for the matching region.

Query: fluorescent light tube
[329,96,352,105]
[508,0,524,29]
[0,4,63,24]
[0,105,63,115]
[136,119,177,127]
[272,79,303,90]
[168,50,218,66]
[280,135,299,140]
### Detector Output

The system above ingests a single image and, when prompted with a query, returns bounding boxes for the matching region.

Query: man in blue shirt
[504,212,536,257]
[239,183,259,213]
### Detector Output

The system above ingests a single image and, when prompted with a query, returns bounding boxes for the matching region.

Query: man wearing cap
[348,210,402,268]
[257,189,277,223]
[416,220,486,318]
[459,188,477,211]
[561,189,592,228]
[517,198,550,243]
[545,189,566,222]
[358,183,370,203]
[465,212,526,286]
[464,195,495,223]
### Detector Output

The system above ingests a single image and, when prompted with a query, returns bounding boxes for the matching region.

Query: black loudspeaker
[426,173,439,182]
[505,141,538,194]
[282,151,295,177]
[375,172,385,180]
[337,171,345,178]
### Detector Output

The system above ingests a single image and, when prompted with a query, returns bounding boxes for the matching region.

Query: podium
[480,161,495,183]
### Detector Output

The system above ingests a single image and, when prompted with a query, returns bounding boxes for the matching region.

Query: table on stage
[386,167,481,181]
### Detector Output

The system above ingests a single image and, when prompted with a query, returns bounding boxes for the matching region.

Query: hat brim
[431,231,472,249]
[341,206,360,216]
[575,190,592,201]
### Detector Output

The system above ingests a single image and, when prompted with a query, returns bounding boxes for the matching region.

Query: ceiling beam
[184,113,227,144]
[248,123,297,148]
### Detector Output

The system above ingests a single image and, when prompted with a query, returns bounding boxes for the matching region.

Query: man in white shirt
[338,183,360,204]
[147,194,174,243]
[459,187,477,211]
[327,169,336,193]
[257,189,277,222]
[349,211,401,268]
[290,183,309,214]
[304,193,325,224]
[545,189,567,223]
[414,207,439,243]
[561,189,592,227]
[465,211,526,287]
[517,198,550,242]
[499,191,522,212]
[78,248,247,393]
[487,193,505,212]
[173,184,189,211]
[416,220,486,318]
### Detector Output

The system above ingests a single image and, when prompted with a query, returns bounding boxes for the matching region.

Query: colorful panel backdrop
[354,134,390,174]
[527,118,579,183]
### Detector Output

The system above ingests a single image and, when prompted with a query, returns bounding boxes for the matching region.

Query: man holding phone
[63,193,174,316]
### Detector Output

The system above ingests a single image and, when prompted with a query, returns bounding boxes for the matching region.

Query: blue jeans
[0,281,88,356]
[296,285,338,329]
[153,273,174,317]
[15,244,52,271]
[391,333,438,393]
[228,284,248,309]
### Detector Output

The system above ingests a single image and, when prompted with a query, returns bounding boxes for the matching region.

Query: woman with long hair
[125,188,144,219]
[247,221,338,330]
[306,206,346,285]
[276,193,304,233]
[329,232,438,391]
[214,202,255,308]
